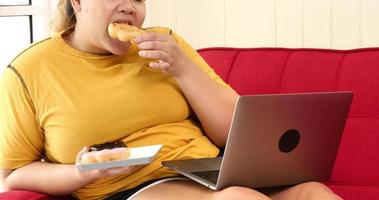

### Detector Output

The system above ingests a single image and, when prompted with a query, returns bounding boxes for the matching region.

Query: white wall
[144,0,379,49]
[0,0,57,74]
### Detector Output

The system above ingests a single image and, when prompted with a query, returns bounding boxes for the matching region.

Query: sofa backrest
[198,47,379,185]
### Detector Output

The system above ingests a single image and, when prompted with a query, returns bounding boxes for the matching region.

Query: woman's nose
[118,0,136,15]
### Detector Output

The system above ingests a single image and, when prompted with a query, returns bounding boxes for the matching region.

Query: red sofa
[1,47,379,199]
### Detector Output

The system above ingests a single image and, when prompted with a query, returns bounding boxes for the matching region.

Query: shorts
[104,177,189,200]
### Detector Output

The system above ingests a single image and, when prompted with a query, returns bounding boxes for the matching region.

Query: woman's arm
[0,148,133,195]
[1,161,92,195]
[0,169,12,192]
[173,61,239,147]
[135,33,239,147]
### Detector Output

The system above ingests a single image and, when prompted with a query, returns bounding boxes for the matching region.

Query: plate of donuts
[77,144,163,171]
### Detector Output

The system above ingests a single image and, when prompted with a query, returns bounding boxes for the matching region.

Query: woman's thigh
[132,180,342,200]
[132,180,270,200]
[131,180,214,200]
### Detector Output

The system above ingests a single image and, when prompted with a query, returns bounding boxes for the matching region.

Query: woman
[0,0,342,199]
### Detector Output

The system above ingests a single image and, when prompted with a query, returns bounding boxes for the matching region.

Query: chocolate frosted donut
[89,141,127,152]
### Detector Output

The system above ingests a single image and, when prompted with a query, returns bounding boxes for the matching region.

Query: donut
[109,147,131,160]
[108,22,144,44]
[95,149,112,162]
[80,151,97,164]
[80,147,131,164]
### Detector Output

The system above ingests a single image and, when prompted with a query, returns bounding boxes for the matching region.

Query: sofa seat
[0,190,74,200]
[328,184,379,199]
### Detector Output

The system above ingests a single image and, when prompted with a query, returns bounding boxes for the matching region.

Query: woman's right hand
[75,147,134,182]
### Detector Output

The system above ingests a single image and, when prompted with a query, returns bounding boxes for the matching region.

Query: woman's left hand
[134,32,190,77]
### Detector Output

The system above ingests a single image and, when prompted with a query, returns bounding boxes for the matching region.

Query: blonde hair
[50,0,76,33]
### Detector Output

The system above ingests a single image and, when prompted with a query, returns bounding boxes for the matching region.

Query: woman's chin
[109,44,131,55]
[107,39,132,55]
[110,49,128,55]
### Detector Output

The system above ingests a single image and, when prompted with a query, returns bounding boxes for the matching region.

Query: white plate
[76,144,163,171]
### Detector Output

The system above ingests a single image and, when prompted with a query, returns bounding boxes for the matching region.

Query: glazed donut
[108,22,144,43]
[80,147,131,164]
[109,148,131,160]
[95,149,112,163]
[80,151,97,164]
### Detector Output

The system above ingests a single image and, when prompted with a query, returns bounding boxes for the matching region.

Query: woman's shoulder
[9,37,55,74]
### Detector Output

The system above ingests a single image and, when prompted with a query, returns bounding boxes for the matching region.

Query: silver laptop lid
[216,92,353,189]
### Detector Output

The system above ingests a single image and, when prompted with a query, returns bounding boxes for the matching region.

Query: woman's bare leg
[269,182,343,200]
[133,180,341,200]
[132,180,270,200]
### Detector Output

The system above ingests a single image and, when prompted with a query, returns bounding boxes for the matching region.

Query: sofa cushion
[0,190,75,200]
[327,184,379,200]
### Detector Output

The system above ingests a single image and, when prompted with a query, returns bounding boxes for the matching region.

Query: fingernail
[138,51,144,57]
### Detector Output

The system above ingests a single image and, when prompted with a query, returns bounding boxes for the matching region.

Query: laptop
[162,91,353,190]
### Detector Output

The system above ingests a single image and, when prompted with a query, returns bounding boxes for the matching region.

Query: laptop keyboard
[191,170,220,185]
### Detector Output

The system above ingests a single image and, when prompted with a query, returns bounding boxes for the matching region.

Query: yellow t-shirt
[0,27,228,199]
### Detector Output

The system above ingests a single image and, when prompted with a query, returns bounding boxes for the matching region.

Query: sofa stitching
[334,53,347,90]
[277,50,293,93]
[225,50,241,82]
